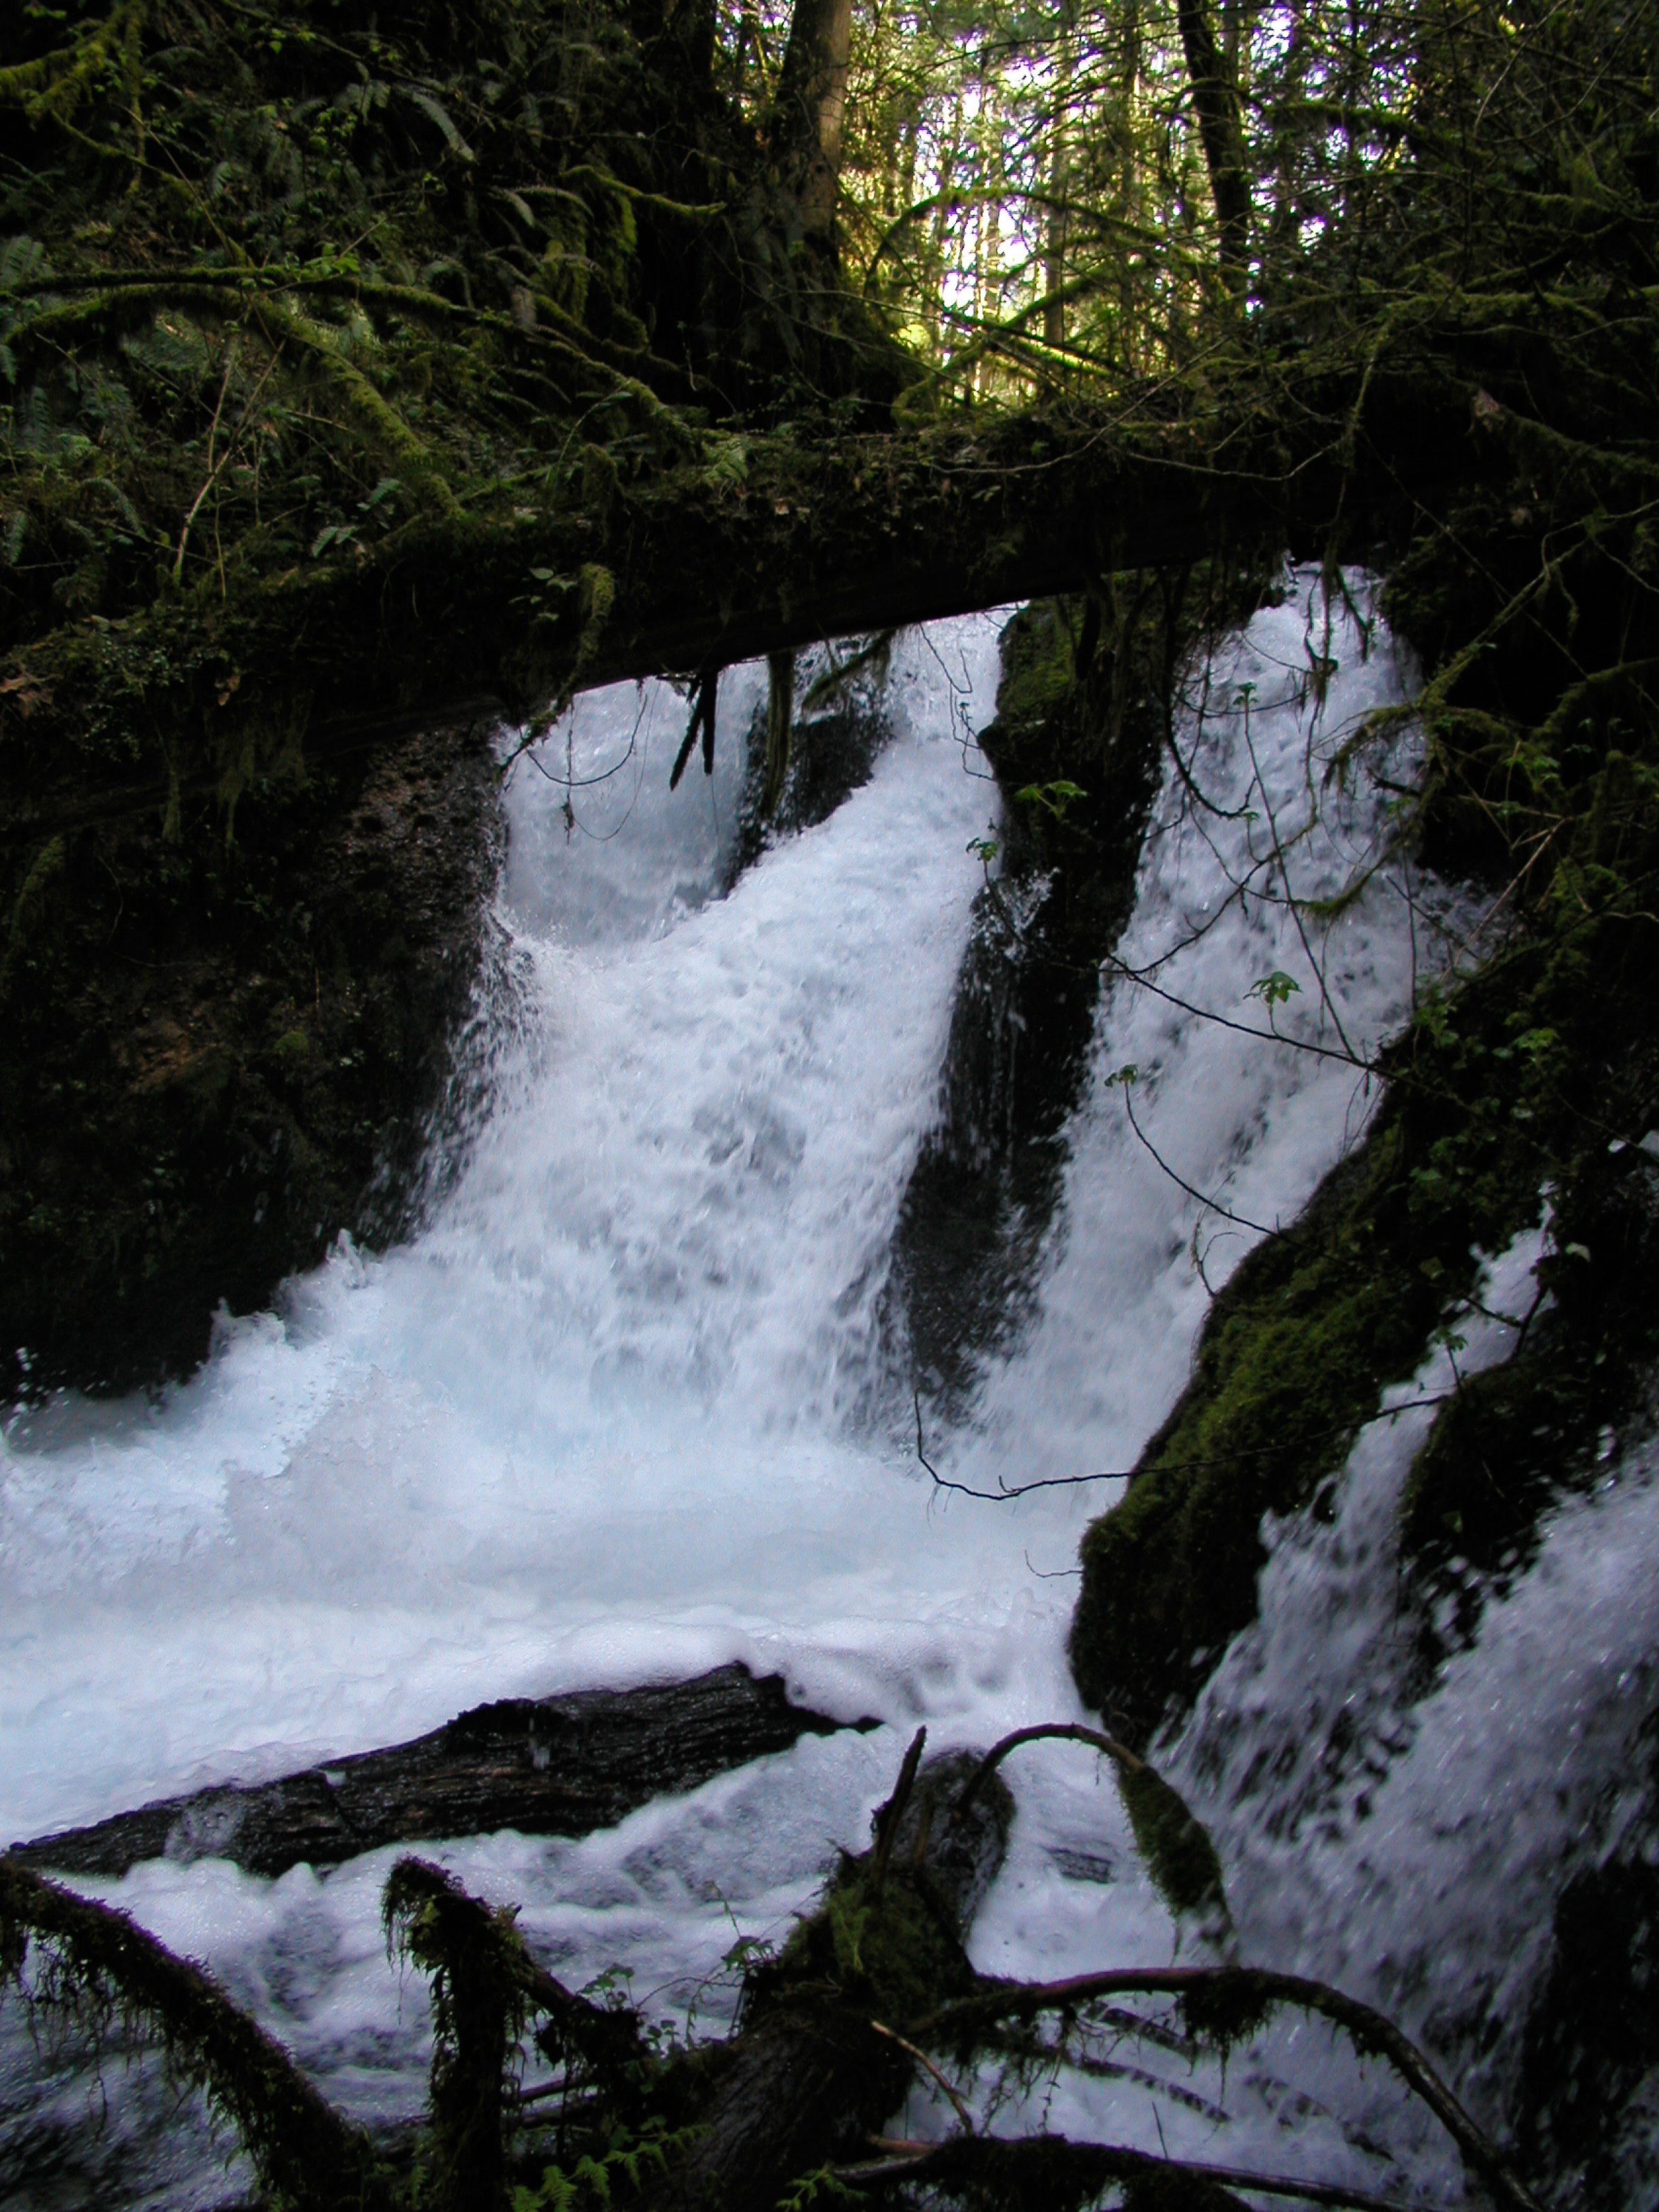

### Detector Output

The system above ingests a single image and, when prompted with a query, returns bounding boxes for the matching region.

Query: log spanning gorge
[3,581,1653,2208]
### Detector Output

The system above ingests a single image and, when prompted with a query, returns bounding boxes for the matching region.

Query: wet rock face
[883,593,1173,1415]
[885,872,1103,1409]
[0,715,503,1399]
[727,666,894,883]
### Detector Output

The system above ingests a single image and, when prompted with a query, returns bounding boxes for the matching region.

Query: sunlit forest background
[713,0,1606,399]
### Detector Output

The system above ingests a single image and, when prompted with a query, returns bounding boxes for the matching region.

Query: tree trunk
[658,1745,1013,2212]
[774,0,856,241]
[1176,0,1251,283]
[763,649,797,816]
[1044,15,1075,351]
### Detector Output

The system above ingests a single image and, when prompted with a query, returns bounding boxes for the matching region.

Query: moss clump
[753,1751,1009,2034]
[1070,1121,1469,1738]
[1116,1758,1229,1926]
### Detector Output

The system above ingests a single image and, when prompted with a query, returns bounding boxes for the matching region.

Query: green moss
[992,598,1079,744]
[771,1855,979,2029]
[1,1857,396,2212]
[1117,1759,1229,1926]
[1069,1125,1463,1735]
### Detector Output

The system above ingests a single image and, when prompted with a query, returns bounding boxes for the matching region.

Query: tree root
[914,1966,1544,2212]
[832,2130,1412,2210]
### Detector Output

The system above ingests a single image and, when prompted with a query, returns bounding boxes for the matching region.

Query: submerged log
[11,1663,868,1882]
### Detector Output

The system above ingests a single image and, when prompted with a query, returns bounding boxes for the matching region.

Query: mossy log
[655,1742,1013,2212]
[368,1736,1015,2212]
[0,369,1474,838]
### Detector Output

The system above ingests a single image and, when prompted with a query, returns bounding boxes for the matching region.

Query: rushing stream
[2,579,1653,2207]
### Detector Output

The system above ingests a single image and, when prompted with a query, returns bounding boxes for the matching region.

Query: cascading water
[1,576,1649,2207]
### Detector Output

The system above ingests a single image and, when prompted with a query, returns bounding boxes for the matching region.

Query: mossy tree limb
[0,1855,396,2212]
[2,1731,1553,2211]
[0,364,1475,841]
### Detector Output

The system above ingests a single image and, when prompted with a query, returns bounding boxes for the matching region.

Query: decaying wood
[1,368,1474,850]
[10,1663,868,1882]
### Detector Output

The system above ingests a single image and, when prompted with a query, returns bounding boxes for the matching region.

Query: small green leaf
[1512,1026,1559,1059]
[1014,777,1087,822]
[1248,969,1302,1007]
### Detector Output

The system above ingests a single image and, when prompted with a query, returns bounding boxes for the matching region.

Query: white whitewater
[1,579,1647,2204]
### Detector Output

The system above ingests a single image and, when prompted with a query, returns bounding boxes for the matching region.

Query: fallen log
[1,371,1476,850]
[10,1663,869,1882]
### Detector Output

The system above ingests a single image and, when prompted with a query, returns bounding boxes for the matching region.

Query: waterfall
[2,577,1649,2206]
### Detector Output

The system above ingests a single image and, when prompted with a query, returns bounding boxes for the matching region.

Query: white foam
[8,579,1624,2204]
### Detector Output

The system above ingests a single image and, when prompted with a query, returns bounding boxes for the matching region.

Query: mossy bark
[0,1857,397,2212]
[655,1747,1012,2212]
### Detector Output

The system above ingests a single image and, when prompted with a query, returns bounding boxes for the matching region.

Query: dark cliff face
[1,715,502,1398]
